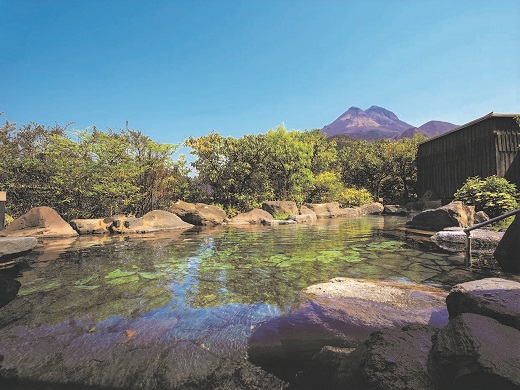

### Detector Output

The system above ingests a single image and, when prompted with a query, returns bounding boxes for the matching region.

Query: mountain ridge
[322,106,458,141]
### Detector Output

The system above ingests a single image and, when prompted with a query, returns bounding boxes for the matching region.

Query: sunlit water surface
[0,216,466,389]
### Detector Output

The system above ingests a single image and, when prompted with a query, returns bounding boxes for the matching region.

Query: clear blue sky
[1,0,519,145]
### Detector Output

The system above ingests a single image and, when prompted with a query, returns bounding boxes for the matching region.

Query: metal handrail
[463,208,520,266]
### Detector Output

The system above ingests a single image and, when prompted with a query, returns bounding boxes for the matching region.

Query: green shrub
[307,172,344,203]
[4,214,14,227]
[272,211,289,220]
[453,175,518,218]
[340,188,373,207]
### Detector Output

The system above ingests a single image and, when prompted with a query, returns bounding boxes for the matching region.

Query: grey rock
[431,227,504,252]
[361,325,437,390]
[446,277,520,330]
[0,237,38,260]
[431,313,520,389]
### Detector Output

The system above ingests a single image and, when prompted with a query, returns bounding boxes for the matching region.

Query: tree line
[1,117,426,220]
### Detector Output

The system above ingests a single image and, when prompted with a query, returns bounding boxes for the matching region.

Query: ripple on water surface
[0,216,463,389]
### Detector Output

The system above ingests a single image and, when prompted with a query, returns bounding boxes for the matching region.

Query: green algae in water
[138,271,166,280]
[18,280,62,296]
[74,285,100,290]
[105,269,137,279]
[105,274,140,285]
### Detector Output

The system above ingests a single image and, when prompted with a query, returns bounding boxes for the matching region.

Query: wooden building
[416,112,520,200]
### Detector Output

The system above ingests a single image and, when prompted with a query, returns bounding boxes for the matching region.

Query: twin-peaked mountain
[322,105,457,141]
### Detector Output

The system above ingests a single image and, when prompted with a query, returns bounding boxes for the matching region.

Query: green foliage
[306,172,344,203]
[336,134,425,203]
[454,175,519,218]
[272,211,289,220]
[186,125,338,212]
[3,214,14,227]
[339,188,373,207]
[0,116,188,220]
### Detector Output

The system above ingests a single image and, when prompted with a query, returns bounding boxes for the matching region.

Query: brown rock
[227,209,275,225]
[446,277,520,330]
[70,218,111,234]
[304,202,341,219]
[299,206,317,222]
[109,210,193,234]
[261,201,298,217]
[358,202,384,215]
[169,201,226,226]
[1,207,78,238]
[405,201,475,231]
[494,213,520,273]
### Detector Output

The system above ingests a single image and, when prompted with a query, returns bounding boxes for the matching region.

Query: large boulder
[0,274,21,308]
[445,278,520,330]
[69,218,112,234]
[303,202,341,219]
[227,209,275,225]
[298,206,317,222]
[109,210,193,234]
[405,201,475,231]
[431,227,504,252]
[0,207,78,238]
[358,202,384,216]
[0,237,38,260]
[248,278,448,381]
[494,213,520,273]
[261,201,298,217]
[430,313,520,390]
[169,201,227,226]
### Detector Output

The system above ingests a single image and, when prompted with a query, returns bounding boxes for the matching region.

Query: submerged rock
[383,205,407,215]
[248,278,448,382]
[169,200,227,226]
[1,207,78,238]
